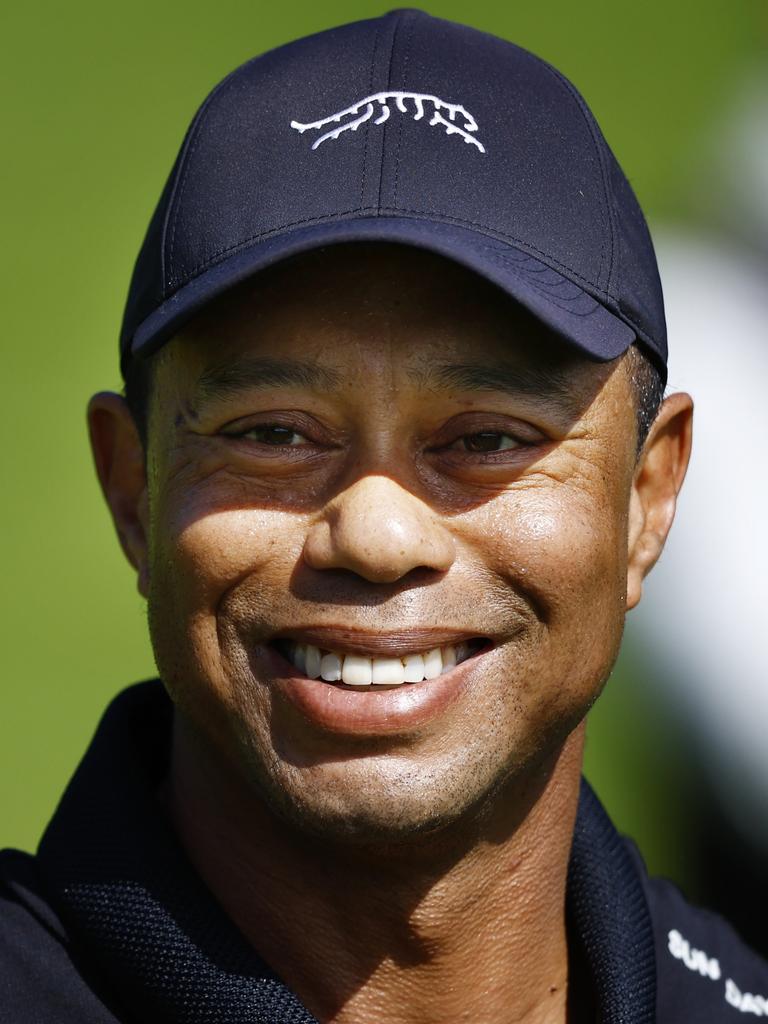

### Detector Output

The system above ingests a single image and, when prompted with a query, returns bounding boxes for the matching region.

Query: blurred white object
[705,66,768,257]
[629,232,768,850]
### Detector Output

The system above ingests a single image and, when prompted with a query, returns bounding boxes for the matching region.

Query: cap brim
[129,216,636,366]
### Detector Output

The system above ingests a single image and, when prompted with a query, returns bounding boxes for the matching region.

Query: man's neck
[167,723,585,1024]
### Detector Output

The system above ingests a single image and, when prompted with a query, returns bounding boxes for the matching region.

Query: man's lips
[269,625,488,658]
[270,627,489,688]
[256,638,493,737]
[249,622,495,737]
[272,635,487,687]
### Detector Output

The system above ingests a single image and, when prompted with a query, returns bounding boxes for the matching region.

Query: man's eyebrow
[193,356,343,406]
[415,361,583,415]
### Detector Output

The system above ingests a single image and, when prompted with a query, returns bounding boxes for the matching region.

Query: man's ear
[626,392,693,610]
[87,392,150,598]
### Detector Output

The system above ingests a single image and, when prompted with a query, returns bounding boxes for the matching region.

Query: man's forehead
[189,351,601,423]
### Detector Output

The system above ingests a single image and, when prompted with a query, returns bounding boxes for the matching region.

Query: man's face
[138,245,640,842]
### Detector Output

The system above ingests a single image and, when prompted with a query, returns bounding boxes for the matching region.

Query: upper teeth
[285,641,472,687]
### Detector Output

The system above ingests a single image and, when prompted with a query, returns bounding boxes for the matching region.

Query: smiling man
[3,10,768,1024]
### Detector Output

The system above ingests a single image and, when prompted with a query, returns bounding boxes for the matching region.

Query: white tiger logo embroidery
[291,91,486,153]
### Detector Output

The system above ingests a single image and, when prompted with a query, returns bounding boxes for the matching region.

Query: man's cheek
[147,509,296,697]
[538,508,627,690]
[153,506,298,604]
[483,493,624,600]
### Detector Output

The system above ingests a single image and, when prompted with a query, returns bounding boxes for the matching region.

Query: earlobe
[626,392,693,610]
[87,392,151,597]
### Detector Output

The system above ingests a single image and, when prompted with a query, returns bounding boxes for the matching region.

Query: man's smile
[271,631,488,688]
[255,629,498,736]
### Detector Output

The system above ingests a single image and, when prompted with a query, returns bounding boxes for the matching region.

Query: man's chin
[238,744,547,854]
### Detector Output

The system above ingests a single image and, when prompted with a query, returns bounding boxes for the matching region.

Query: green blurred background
[0,0,763,890]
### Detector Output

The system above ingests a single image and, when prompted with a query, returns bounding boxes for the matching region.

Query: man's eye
[456,432,520,453]
[243,425,310,446]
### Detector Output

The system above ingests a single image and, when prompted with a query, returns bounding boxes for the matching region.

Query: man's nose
[303,476,456,583]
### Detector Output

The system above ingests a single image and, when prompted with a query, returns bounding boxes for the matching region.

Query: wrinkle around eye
[164,445,244,492]
[167,441,342,498]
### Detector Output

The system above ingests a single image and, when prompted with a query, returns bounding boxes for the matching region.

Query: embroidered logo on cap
[291,91,486,153]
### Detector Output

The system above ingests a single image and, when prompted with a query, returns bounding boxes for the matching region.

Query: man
[1,10,766,1023]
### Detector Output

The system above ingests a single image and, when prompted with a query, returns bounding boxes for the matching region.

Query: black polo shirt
[2,682,766,1022]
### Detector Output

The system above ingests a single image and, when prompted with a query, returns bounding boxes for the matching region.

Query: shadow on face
[140,240,637,822]
[149,243,625,528]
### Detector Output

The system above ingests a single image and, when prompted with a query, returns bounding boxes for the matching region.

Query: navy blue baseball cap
[120,9,667,379]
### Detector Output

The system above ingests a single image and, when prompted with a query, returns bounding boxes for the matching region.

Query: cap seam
[163,62,262,294]
[392,14,416,209]
[375,12,405,210]
[360,20,383,209]
[537,61,616,295]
